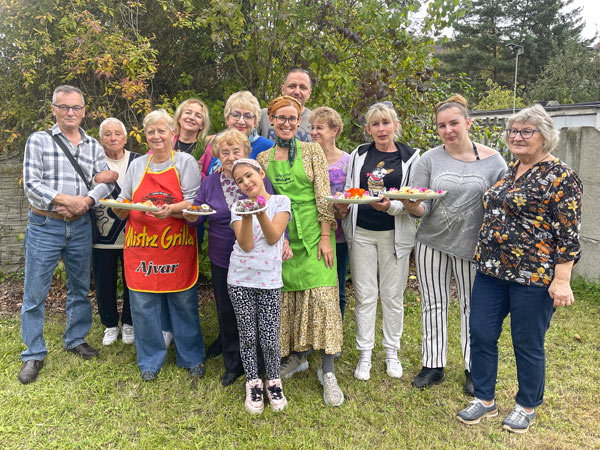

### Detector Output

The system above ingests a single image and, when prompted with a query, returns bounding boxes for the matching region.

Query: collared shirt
[23,123,113,211]
[474,157,582,287]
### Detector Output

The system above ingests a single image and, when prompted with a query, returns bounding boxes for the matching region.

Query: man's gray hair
[52,85,85,106]
[99,118,127,138]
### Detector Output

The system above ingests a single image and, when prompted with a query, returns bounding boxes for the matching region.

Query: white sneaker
[266,378,287,412]
[102,327,119,346]
[245,379,264,415]
[317,368,344,407]
[162,330,173,347]
[122,324,135,344]
[386,358,403,378]
[354,359,372,381]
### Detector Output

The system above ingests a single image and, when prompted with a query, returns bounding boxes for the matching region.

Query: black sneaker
[411,367,445,389]
[464,370,474,396]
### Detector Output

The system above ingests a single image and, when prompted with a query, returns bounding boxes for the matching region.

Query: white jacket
[342,142,420,259]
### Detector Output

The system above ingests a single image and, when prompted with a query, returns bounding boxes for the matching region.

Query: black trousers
[211,263,264,374]
[92,248,132,327]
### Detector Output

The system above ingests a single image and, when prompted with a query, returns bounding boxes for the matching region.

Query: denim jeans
[470,272,555,408]
[129,286,205,373]
[336,242,349,320]
[21,211,93,361]
[160,225,204,333]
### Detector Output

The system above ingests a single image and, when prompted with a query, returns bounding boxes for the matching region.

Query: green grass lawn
[1,278,599,449]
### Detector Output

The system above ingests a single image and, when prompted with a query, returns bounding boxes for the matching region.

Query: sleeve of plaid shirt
[23,129,114,209]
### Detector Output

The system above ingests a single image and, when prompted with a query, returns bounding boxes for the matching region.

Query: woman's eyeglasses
[506,128,539,139]
[229,111,256,122]
[273,115,298,125]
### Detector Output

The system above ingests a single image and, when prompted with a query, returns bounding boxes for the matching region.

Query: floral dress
[475,157,582,286]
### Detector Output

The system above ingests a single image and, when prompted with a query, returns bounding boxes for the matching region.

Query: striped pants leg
[415,241,474,370]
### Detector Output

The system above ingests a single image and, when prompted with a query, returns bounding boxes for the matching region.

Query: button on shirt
[23,124,113,211]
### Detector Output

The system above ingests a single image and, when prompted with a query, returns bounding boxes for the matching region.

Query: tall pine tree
[438,0,587,104]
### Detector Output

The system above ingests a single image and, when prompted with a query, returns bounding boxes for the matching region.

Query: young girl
[227,158,291,414]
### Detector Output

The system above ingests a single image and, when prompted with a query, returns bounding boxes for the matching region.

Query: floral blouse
[474,157,582,287]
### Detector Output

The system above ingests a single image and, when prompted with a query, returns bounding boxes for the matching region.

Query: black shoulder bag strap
[45,130,100,242]
[45,130,92,190]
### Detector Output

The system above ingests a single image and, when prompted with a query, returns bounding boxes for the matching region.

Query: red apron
[124,152,198,293]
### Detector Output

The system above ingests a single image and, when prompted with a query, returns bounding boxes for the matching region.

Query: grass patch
[1,278,599,449]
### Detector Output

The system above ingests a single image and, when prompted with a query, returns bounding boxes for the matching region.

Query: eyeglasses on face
[506,128,539,139]
[272,115,298,125]
[53,104,85,113]
[229,111,256,122]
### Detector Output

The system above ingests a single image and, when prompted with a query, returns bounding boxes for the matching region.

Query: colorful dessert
[188,204,215,213]
[235,196,266,213]
[333,188,373,199]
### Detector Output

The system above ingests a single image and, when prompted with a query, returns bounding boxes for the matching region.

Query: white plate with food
[325,196,382,204]
[183,205,217,215]
[100,199,160,212]
[235,205,268,215]
[383,190,447,200]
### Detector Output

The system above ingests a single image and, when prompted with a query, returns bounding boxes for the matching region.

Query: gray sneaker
[280,353,309,379]
[502,404,535,433]
[317,368,344,407]
[457,398,498,425]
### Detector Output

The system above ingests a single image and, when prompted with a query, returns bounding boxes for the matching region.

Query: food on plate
[188,204,215,213]
[387,187,446,195]
[333,188,374,199]
[235,196,266,213]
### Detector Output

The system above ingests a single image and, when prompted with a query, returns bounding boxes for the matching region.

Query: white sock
[359,350,372,362]
[385,349,398,360]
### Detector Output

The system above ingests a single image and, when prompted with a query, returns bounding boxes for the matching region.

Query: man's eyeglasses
[53,104,85,113]
[506,128,539,139]
[273,115,298,125]
[229,111,256,122]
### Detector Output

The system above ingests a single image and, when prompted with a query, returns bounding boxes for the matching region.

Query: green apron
[266,142,337,291]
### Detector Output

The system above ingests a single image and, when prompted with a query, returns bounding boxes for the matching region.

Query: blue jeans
[129,286,205,373]
[21,211,93,361]
[470,272,555,408]
[336,242,349,319]
[159,224,204,333]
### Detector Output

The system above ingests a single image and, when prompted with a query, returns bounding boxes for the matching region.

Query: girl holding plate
[401,94,506,395]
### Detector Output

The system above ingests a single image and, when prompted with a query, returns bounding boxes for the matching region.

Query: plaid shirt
[23,124,113,211]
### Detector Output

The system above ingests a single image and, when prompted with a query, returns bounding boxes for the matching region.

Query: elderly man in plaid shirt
[19,85,117,384]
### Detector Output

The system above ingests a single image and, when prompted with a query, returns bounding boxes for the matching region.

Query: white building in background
[470,101,600,131]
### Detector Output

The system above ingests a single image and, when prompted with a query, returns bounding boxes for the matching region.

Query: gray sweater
[119,151,201,203]
[413,145,507,260]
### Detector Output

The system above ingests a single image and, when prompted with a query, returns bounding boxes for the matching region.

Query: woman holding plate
[401,95,506,395]
[183,128,274,387]
[257,95,344,407]
[338,102,419,382]
[113,109,205,381]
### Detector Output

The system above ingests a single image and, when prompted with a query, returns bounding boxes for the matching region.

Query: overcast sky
[571,0,599,41]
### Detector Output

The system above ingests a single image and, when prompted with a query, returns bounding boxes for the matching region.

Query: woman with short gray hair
[93,118,141,346]
[457,104,582,433]
[111,109,205,381]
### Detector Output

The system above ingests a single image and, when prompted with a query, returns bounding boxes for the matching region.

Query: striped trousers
[415,241,474,370]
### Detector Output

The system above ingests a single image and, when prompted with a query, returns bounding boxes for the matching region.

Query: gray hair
[99,118,127,138]
[364,102,401,140]
[52,85,84,106]
[504,104,559,153]
[223,91,261,123]
[143,109,174,131]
